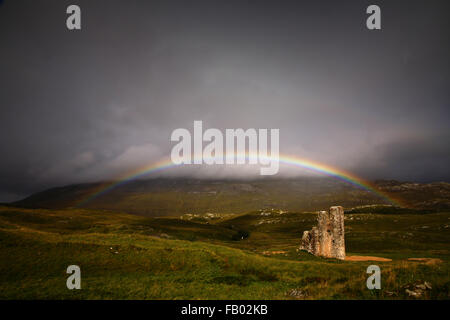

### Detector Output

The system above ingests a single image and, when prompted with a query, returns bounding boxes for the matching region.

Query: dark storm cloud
[354,133,450,182]
[0,0,449,201]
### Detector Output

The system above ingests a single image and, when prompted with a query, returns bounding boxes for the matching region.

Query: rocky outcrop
[300,206,345,260]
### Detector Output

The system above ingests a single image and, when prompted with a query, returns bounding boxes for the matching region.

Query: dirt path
[345,256,444,264]
[345,255,392,262]
[262,250,287,256]
[407,258,443,265]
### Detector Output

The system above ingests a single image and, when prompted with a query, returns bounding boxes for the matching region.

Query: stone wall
[300,206,345,260]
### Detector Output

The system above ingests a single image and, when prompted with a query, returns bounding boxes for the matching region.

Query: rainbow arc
[77,153,403,207]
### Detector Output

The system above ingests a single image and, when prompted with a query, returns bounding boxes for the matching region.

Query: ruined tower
[300,206,345,260]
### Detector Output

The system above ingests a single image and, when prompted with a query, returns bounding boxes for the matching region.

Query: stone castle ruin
[300,206,345,260]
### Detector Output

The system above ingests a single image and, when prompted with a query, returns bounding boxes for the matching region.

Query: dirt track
[345,255,392,262]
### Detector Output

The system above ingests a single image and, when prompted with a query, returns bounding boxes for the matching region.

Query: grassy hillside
[12,178,450,217]
[0,205,449,299]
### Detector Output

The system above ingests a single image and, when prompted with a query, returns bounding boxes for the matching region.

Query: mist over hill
[11,177,450,217]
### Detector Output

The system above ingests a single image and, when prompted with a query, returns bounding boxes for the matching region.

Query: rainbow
[77,154,403,207]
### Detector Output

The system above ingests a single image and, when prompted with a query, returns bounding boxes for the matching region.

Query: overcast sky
[0,0,449,201]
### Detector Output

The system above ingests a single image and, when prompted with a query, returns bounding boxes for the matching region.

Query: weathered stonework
[300,206,345,260]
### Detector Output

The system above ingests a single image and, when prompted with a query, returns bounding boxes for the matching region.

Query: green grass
[0,206,449,299]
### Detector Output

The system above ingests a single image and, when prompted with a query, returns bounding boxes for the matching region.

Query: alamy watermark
[66,265,81,289]
[66,5,81,30]
[170,121,280,175]
[366,265,381,289]
[366,5,381,30]
[66,4,380,31]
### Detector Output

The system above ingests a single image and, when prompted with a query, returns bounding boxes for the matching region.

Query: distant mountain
[11,178,450,217]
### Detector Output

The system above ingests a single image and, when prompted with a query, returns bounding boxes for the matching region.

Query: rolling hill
[11,178,450,217]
